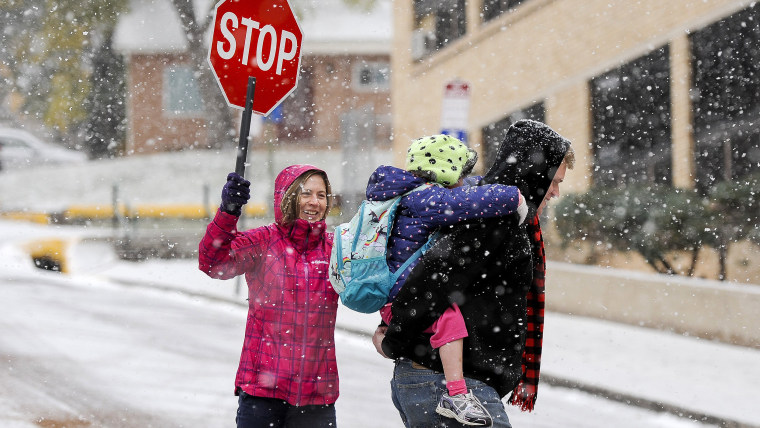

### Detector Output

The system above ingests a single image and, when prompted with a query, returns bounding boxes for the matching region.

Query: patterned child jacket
[199,165,338,406]
[365,165,522,299]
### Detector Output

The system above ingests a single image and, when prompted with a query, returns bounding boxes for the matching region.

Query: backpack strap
[349,202,367,253]
[390,230,440,284]
[334,223,346,276]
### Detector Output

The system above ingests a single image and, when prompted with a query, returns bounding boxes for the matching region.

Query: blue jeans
[390,359,512,428]
[235,391,336,428]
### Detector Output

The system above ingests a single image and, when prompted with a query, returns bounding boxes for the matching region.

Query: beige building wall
[548,262,760,348]
[391,0,753,190]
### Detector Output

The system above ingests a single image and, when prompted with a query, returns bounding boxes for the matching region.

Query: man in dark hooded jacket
[373,119,574,427]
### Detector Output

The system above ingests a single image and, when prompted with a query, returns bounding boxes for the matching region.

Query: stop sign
[208,0,303,115]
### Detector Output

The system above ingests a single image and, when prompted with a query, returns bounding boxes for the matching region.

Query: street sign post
[208,0,303,176]
[440,79,471,143]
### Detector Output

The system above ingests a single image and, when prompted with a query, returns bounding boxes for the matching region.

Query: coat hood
[273,164,325,224]
[365,165,427,201]
[482,119,571,218]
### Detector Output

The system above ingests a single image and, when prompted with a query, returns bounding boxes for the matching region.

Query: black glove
[220,172,250,217]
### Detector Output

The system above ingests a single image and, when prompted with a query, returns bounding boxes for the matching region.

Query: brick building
[113,0,392,154]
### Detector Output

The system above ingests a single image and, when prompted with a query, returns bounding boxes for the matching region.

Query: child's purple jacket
[365,165,522,299]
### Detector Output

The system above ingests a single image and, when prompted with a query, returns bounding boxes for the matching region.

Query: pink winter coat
[199,165,338,406]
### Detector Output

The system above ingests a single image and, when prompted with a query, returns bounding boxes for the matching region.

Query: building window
[412,0,466,60]
[352,61,390,92]
[482,0,529,22]
[163,65,203,115]
[481,102,545,168]
[590,46,672,188]
[691,4,760,193]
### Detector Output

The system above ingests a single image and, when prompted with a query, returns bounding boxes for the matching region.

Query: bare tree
[168,0,235,149]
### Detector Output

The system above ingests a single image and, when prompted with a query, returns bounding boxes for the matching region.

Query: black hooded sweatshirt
[381,119,571,397]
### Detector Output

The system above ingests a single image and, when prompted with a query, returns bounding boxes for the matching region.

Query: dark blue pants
[235,391,336,428]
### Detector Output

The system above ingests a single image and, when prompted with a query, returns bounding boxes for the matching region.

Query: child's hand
[372,326,390,359]
[517,191,528,225]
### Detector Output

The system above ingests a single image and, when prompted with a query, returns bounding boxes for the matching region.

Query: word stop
[215,11,298,75]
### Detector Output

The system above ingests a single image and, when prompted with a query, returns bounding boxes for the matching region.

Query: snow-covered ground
[2,218,758,427]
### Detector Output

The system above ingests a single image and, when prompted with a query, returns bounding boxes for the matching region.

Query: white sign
[440,79,471,142]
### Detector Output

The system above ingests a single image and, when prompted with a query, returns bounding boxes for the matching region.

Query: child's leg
[428,304,469,396]
[432,310,492,426]
[439,338,468,396]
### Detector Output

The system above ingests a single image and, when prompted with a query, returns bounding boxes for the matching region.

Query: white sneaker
[436,390,493,426]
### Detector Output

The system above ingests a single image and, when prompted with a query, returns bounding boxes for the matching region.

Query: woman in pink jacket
[199,165,338,428]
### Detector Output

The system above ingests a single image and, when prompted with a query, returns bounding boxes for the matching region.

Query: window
[412,0,466,60]
[482,0,529,22]
[590,46,672,188]
[352,61,390,92]
[163,65,204,115]
[691,4,760,192]
[481,102,545,168]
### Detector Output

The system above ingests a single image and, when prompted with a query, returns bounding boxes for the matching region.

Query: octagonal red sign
[208,0,303,115]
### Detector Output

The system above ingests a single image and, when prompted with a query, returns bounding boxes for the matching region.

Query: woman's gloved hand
[220,172,251,217]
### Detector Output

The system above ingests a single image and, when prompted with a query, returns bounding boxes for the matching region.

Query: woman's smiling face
[298,175,327,222]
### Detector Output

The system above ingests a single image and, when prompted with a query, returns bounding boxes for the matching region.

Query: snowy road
[0,267,713,428]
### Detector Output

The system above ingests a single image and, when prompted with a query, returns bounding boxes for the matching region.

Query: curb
[540,375,757,428]
[0,211,50,224]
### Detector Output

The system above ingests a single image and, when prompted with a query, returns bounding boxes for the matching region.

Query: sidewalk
[97,258,760,428]
[539,313,758,427]
[337,308,758,428]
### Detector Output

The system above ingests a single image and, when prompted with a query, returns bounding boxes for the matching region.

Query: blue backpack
[329,184,439,313]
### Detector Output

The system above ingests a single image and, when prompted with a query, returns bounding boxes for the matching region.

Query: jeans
[236,391,336,428]
[390,359,512,428]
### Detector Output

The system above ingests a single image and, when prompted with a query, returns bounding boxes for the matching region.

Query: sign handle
[235,76,257,177]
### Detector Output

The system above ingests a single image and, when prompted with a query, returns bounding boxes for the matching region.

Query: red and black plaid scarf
[508,214,545,412]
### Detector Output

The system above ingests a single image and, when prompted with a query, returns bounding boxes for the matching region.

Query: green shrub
[706,173,760,279]
[554,184,716,277]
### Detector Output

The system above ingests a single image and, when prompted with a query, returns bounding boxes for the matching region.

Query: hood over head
[273,164,326,224]
[365,165,427,201]
[482,119,571,218]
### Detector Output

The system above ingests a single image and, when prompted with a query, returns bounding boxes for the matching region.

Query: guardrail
[0,203,269,224]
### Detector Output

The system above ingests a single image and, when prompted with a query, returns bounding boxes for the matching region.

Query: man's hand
[372,326,390,359]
